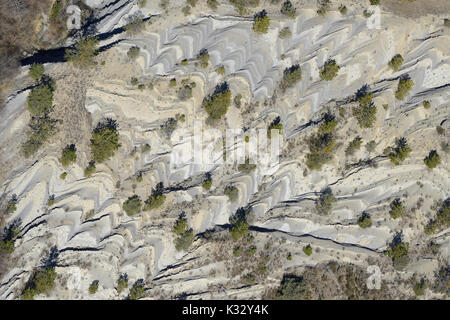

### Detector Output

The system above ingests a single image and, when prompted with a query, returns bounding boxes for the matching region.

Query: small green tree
[423,100,431,109]
[144,182,166,210]
[129,279,145,300]
[388,54,404,72]
[84,161,96,177]
[275,274,307,300]
[22,268,57,300]
[202,82,231,120]
[202,175,212,190]
[123,195,142,216]
[303,244,312,256]
[413,278,427,296]
[60,144,77,167]
[5,198,17,214]
[315,188,336,215]
[172,215,195,251]
[389,198,405,219]
[424,150,440,169]
[318,113,337,134]
[90,118,120,163]
[127,46,140,60]
[357,212,372,228]
[117,274,128,293]
[229,208,250,241]
[29,64,44,81]
[89,281,99,294]
[224,185,239,202]
[388,137,411,165]
[27,83,55,116]
[424,199,449,235]
[320,59,340,81]
[345,137,362,156]
[267,117,283,138]
[253,10,270,34]
[65,37,99,68]
[197,49,210,68]
[395,76,414,100]
[387,235,409,270]
[280,65,302,90]
[281,1,297,18]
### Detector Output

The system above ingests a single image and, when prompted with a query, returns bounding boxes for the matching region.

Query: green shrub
[436,126,444,135]
[238,159,257,174]
[320,59,340,81]
[47,195,55,207]
[280,64,302,90]
[229,208,250,241]
[315,188,336,215]
[388,54,404,72]
[5,198,17,214]
[0,239,15,254]
[141,143,151,153]
[84,161,96,177]
[267,117,283,138]
[90,118,120,163]
[356,87,373,106]
[305,133,336,170]
[202,82,231,120]
[60,144,77,167]
[60,172,67,180]
[215,65,225,75]
[182,5,191,16]
[365,140,377,153]
[225,185,239,202]
[318,113,337,134]
[127,46,140,60]
[423,100,431,109]
[129,280,145,300]
[357,212,372,228]
[144,183,166,210]
[22,114,59,158]
[278,27,292,39]
[181,59,188,66]
[281,1,297,18]
[275,274,307,300]
[303,244,312,256]
[198,49,210,68]
[89,281,99,294]
[172,215,194,251]
[29,64,44,81]
[445,19,450,27]
[353,103,377,128]
[413,278,427,296]
[317,0,331,16]
[424,199,449,235]
[117,274,128,293]
[388,137,411,165]
[424,150,440,169]
[395,76,414,100]
[207,0,218,10]
[387,236,409,270]
[253,10,270,34]
[389,198,405,219]
[363,9,373,18]
[124,16,145,35]
[370,0,380,5]
[22,268,57,300]
[123,195,142,216]
[130,77,139,86]
[230,0,259,15]
[339,5,348,15]
[202,176,212,190]
[65,37,99,68]
[27,83,54,116]
[345,137,362,156]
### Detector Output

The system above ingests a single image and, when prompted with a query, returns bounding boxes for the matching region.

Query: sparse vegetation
[60,144,77,167]
[281,1,297,18]
[315,188,336,215]
[124,15,145,35]
[320,59,340,81]
[274,274,307,299]
[413,278,427,296]
[230,0,259,15]
[5,198,17,214]
[89,118,120,163]
[424,199,449,235]
[345,137,362,156]
[127,46,140,60]
[317,0,331,16]
[387,234,409,270]
[253,10,270,34]
[388,54,404,72]
[424,150,440,169]
[278,27,292,39]
[215,65,225,75]
[65,37,99,68]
